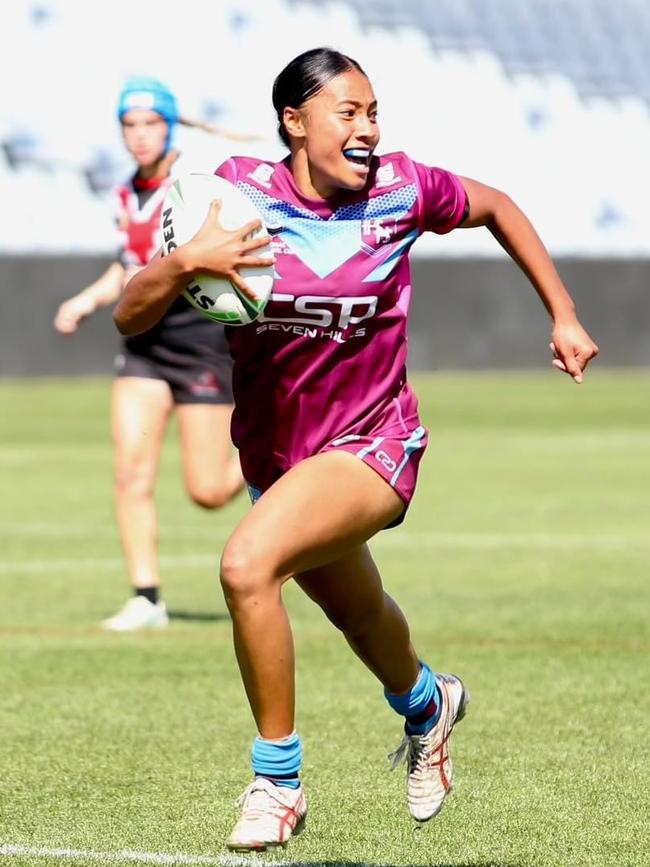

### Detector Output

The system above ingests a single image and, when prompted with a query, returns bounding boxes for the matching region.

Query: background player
[113,49,598,845]
[54,77,245,631]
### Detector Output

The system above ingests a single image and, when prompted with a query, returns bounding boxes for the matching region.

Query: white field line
[2,520,646,543]
[0,523,233,539]
[1,531,649,576]
[0,844,275,866]
[381,531,646,549]
[0,554,218,576]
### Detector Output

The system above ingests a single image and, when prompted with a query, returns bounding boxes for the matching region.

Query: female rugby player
[114,50,598,845]
[55,77,245,630]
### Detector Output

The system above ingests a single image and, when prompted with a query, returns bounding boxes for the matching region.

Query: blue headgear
[117,76,179,153]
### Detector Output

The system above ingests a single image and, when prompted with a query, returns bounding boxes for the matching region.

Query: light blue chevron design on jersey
[280,219,368,278]
[237,181,418,279]
[363,228,419,282]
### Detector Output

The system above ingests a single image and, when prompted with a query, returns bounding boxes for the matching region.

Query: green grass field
[1,372,648,867]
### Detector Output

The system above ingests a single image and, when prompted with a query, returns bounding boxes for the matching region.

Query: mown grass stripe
[0,845,274,866]
[0,846,349,867]
[1,532,649,575]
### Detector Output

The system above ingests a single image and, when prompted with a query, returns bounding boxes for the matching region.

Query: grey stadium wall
[0,255,648,376]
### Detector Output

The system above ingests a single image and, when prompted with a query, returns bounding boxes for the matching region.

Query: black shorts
[115,345,234,405]
[115,297,234,405]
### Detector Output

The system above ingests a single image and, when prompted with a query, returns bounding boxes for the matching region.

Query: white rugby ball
[160,172,273,325]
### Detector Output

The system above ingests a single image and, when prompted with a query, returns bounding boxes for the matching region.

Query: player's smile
[342,146,373,178]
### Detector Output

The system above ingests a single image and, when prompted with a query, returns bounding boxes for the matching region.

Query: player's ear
[282,106,306,142]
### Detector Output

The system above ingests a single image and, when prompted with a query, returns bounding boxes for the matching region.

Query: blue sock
[384,662,441,734]
[251,731,302,789]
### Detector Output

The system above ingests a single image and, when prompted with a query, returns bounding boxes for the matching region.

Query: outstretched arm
[459,177,598,382]
[54,262,126,334]
[114,200,273,336]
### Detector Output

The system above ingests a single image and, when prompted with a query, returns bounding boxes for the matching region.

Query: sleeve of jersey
[413,162,468,235]
[214,158,238,183]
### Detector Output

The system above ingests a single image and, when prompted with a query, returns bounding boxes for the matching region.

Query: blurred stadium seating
[2,0,649,256]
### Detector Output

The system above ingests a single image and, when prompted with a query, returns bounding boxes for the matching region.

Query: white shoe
[226,777,307,851]
[389,673,469,822]
[101,596,169,631]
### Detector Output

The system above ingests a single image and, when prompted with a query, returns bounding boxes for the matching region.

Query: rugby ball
[160,172,273,325]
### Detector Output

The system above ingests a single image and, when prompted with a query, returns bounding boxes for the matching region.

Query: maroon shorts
[245,423,428,529]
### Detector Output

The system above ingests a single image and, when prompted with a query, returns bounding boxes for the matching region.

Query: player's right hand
[180,199,274,302]
[53,295,96,334]
[549,319,599,384]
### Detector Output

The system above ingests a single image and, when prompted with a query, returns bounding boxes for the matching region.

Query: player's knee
[114,462,155,498]
[188,482,231,510]
[219,540,273,607]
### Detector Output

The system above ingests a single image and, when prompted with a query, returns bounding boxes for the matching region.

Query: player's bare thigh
[221,451,404,585]
[112,377,173,483]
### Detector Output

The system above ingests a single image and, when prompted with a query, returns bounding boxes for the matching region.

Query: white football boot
[226,777,307,851]
[389,673,469,822]
[101,596,169,631]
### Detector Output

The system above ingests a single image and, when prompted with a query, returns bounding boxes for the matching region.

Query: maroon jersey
[216,151,467,499]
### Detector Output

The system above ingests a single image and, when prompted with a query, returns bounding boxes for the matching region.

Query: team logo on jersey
[247,164,275,189]
[375,162,402,189]
[361,217,393,247]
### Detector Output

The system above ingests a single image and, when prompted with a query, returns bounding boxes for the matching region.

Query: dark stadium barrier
[0,254,648,376]
[409,257,650,370]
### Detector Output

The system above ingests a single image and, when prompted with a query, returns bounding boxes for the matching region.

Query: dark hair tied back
[272,47,365,147]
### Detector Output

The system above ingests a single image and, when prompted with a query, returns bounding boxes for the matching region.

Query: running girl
[55,77,245,630]
[114,50,598,845]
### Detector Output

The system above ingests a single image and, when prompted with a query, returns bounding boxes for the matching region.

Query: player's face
[121,109,168,167]
[296,69,380,196]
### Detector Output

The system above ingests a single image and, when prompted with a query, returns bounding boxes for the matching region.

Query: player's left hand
[549,320,599,384]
